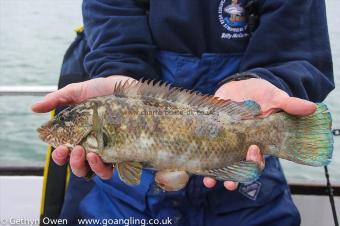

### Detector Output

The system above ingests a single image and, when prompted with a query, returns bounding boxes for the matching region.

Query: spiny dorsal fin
[113,80,261,119]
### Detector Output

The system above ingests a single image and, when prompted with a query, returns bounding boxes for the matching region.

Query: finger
[51,145,70,166]
[70,145,90,177]
[31,83,85,113]
[246,145,265,170]
[87,152,113,180]
[224,181,239,191]
[278,96,316,116]
[203,177,217,188]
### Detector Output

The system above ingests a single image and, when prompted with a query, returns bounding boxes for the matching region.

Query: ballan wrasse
[38,80,334,191]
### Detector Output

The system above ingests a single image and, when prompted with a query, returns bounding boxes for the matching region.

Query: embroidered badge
[238,181,262,200]
[218,0,249,39]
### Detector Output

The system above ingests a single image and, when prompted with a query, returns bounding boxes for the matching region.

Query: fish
[37,80,334,191]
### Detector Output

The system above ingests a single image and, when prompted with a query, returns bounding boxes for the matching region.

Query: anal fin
[207,161,262,183]
[116,162,143,185]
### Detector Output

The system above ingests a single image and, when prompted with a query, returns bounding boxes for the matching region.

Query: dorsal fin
[113,80,261,119]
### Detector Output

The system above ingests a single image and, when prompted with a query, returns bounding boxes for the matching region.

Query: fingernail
[88,154,97,165]
[56,148,66,158]
[224,181,238,191]
[73,148,83,160]
[249,145,258,158]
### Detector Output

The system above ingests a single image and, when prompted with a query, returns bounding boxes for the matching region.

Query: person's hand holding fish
[32,76,333,192]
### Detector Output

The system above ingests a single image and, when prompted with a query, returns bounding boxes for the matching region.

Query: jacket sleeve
[82,0,159,80]
[239,0,334,102]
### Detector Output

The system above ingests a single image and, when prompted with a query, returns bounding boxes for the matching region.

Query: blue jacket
[83,0,334,101]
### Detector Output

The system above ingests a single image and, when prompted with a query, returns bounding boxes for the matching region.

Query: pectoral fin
[206,161,262,183]
[92,105,101,132]
[116,162,143,185]
[92,106,104,151]
[155,170,190,192]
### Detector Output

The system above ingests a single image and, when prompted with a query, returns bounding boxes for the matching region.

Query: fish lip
[37,121,92,148]
[37,122,53,143]
[37,126,61,149]
[37,127,49,142]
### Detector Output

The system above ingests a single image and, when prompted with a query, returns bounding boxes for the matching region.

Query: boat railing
[0,86,339,197]
[0,85,57,96]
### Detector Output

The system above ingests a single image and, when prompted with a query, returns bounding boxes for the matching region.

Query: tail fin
[268,103,333,166]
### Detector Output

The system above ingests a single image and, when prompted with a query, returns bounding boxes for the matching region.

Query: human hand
[32,75,136,180]
[203,78,316,190]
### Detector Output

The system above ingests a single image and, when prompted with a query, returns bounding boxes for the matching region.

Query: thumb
[31,83,83,113]
[279,96,316,116]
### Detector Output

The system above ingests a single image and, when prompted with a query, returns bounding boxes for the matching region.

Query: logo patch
[218,0,249,39]
[238,181,261,200]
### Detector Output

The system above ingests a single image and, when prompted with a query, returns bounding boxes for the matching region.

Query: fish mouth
[37,122,53,143]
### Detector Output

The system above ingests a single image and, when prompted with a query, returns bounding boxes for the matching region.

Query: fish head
[37,104,93,149]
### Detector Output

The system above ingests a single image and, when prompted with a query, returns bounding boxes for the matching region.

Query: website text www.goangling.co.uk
[77,217,173,226]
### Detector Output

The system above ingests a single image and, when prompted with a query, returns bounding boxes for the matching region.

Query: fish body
[38,81,334,191]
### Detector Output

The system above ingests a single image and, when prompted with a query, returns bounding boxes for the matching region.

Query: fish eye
[58,114,66,121]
